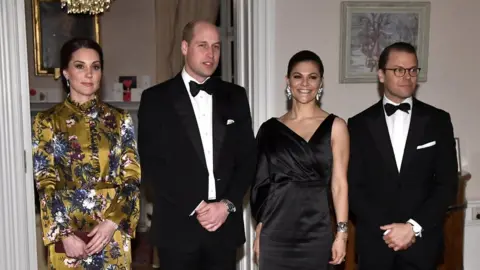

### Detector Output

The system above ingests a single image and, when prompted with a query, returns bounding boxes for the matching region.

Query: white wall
[272,0,480,200]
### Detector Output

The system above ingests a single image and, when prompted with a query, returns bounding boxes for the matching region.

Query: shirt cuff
[189,200,206,216]
[407,219,423,237]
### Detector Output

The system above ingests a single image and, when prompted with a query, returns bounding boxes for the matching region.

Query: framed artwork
[339,1,431,83]
[32,0,100,76]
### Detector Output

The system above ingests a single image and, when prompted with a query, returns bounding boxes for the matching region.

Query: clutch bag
[54,231,93,253]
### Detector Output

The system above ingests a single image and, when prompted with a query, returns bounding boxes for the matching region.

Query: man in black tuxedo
[138,20,256,270]
[348,42,458,270]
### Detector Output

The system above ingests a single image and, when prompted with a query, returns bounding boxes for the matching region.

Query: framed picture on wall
[339,1,431,83]
[32,0,100,76]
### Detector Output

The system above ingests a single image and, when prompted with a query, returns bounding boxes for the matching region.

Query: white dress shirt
[383,95,422,237]
[182,68,216,201]
[383,95,412,171]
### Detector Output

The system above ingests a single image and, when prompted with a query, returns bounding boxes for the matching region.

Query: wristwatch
[337,222,348,233]
[221,199,236,213]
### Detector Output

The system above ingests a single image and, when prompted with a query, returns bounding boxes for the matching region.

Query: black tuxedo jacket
[137,73,256,250]
[348,98,458,269]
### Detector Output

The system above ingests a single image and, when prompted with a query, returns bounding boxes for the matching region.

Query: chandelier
[61,0,113,15]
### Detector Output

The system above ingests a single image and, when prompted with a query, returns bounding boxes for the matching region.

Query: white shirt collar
[383,95,413,107]
[181,67,210,90]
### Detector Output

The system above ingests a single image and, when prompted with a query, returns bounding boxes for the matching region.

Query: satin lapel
[367,101,399,175]
[171,74,207,167]
[211,81,226,172]
[400,99,428,173]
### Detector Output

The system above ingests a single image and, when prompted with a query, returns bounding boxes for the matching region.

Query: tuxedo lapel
[400,99,429,173]
[211,80,226,171]
[367,100,399,175]
[171,74,207,167]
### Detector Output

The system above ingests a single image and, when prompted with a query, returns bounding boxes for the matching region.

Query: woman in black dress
[250,50,349,269]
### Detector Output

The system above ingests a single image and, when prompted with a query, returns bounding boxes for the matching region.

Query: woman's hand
[85,220,118,255]
[253,223,263,264]
[253,235,260,264]
[62,235,88,259]
[329,232,347,265]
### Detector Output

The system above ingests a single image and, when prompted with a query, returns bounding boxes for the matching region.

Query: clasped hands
[61,219,117,259]
[381,223,416,251]
[195,201,229,232]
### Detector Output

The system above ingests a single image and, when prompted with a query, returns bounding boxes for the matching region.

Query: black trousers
[394,255,436,270]
[359,254,436,270]
[157,241,237,270]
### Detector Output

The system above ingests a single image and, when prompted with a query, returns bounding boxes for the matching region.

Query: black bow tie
[384,103,411,116]
[189,81,212,97]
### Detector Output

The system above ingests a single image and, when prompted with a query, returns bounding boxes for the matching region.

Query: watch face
[223,200,235,212]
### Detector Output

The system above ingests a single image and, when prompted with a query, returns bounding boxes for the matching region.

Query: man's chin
[397,88,416,98]
[201,66,218,76]
[204,73,215,78]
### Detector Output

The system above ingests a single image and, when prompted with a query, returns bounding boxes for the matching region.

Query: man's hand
[196,202,229,232]
[381,223,416,251]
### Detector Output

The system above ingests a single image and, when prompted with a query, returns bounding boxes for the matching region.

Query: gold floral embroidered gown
[32,97,141,270]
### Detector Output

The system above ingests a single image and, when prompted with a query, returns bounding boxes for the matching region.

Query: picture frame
[455,137,462,174]
[32,0,100,76]
[339,1,431,83]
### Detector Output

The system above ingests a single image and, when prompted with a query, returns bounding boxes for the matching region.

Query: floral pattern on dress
[32,96,141,270]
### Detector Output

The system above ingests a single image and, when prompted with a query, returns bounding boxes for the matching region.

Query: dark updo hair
[287,50,324,77]
[60,38,103,93]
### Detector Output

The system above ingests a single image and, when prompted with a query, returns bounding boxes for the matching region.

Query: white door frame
[234,0,276,269]
[0,0,38,269]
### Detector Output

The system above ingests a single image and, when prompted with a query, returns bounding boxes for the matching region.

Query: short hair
[378,42,417,70]
[182,20,218,44]
[287,50,324,77]
[182,21,197,43]
[60,38,103,93]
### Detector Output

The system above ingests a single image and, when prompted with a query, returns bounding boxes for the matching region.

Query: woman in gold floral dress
[32,38,141,269]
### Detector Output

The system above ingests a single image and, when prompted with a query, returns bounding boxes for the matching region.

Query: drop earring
[316,87,323,101]
[286,86,292,100]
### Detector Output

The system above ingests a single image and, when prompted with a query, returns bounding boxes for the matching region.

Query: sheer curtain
[154,0,220,83]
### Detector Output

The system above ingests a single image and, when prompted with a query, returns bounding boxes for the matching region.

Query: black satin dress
[251,114,336,270]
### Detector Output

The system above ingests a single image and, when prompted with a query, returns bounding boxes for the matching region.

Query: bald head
[182,20,218,44]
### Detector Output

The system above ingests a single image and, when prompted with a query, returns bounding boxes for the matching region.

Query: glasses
[384,67,421,77]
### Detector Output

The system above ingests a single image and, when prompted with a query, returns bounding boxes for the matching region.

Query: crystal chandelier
[61,0,113,15]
